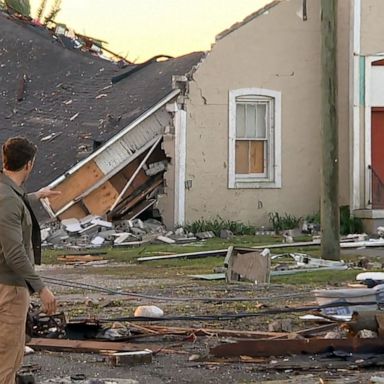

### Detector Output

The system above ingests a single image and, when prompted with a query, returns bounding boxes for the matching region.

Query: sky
[29,0,270,62]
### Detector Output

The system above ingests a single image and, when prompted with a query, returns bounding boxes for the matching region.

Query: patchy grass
[272,268,360,287]
[43,234,371,289]
[42,234,290,265]
[83,256,225,279]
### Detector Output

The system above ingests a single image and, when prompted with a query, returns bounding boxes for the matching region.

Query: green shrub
[268,212,302,233]
[184,217,256,236]
[340,205,363,235]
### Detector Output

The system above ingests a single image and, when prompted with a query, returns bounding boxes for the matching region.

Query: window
[228,88,281,189]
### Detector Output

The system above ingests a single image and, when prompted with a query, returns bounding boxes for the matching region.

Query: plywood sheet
[249,141,264,173]
[235,141,249,174]
[50,161,104,211]
[83,181,119,216]
[58,203,88,220]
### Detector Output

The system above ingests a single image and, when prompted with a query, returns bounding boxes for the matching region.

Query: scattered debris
[210,338,384,358]
[268,319,292,333]
[110,350,153,366]
[313,284,384,315]
[225,248,271,283]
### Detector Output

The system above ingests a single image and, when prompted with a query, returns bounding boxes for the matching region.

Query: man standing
[0,137,58,383]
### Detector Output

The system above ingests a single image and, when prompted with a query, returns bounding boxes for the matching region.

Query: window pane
[236,104,246,138]
[246,104,257,138]
[256,104,267,138]
[235,140,249,174]
[249,141,264,173]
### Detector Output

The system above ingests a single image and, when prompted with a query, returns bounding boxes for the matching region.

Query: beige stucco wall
[184,0,351,227]
[361,0,384,56]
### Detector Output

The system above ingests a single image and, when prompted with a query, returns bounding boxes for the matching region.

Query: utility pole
[321,0,340,260]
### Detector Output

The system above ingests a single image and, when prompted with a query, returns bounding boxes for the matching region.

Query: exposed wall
[184,0,351,226]
[48,108,173,220]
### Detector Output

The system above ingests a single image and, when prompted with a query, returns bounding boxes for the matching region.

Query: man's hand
[39,287,57,315]
[35,187,61,200]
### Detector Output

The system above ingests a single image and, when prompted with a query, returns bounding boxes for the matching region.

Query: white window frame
[228,88,282,189]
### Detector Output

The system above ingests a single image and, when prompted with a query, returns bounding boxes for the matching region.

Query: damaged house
[4,0,384,232]
[0,10,203,228]
[180,0,384,231]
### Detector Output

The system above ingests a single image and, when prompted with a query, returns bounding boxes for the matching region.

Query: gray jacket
[0,172,45,292]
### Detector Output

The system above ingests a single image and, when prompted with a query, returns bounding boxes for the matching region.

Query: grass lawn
[41,234,372,288]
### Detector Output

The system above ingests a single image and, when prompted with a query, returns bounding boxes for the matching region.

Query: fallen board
[210,337,384,357]
[57,255,105,263]
[28,338,157,353]
[137,249,228,262]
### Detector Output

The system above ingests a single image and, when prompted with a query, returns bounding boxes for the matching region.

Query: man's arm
[0,195,45,292]
[28,187,61,203]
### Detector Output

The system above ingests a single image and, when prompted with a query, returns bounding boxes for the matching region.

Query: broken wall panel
[110,177,163,220]
[82,181,119,216]
[59,203,88,220]
[49,161,104,211]
[94,110,171,174]
[45,108,173,221]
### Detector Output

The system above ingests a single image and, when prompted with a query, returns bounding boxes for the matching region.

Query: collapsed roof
[0,11,204,193]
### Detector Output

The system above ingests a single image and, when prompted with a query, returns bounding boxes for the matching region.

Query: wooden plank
[113,178,163,217]
[124,199,156,220]
[83,181,119,216]
[210,338,384,358]
[57,255,104,263]
[145,326,289,339]
[28,338,157,353]
[49,160,105,211]
[252,240,321,249]
[137,249,228,262]
[249,141,264,173]
[235,140,249,174]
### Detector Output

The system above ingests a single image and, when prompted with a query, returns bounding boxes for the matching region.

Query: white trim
[228,88,281,189]
[174,107,187,226]
[364,55,384,208]
[46,89,180,188]
[350,0,361,210]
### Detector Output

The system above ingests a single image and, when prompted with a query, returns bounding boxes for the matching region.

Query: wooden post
[321,0,340,260]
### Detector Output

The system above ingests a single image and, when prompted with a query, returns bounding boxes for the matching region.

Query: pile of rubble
[41,216,198,249]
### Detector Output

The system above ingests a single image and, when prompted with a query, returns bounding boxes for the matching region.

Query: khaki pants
[0,284,29,384]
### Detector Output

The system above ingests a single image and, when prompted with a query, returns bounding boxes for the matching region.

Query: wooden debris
[210,337,384,357]
[226,249,270,283]
[341,311,384,336]
[110,350,153,366]
[137,249,228,262]
[28,338,158,353]
[57,255,105,264]
[137,325,290,339]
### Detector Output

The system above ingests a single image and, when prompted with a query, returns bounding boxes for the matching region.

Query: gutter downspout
[350,0,361,210]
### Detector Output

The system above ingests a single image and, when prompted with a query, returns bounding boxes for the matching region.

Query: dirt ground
[21,242,384,383]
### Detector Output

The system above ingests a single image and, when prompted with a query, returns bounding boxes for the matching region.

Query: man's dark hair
[2,137,37,171]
